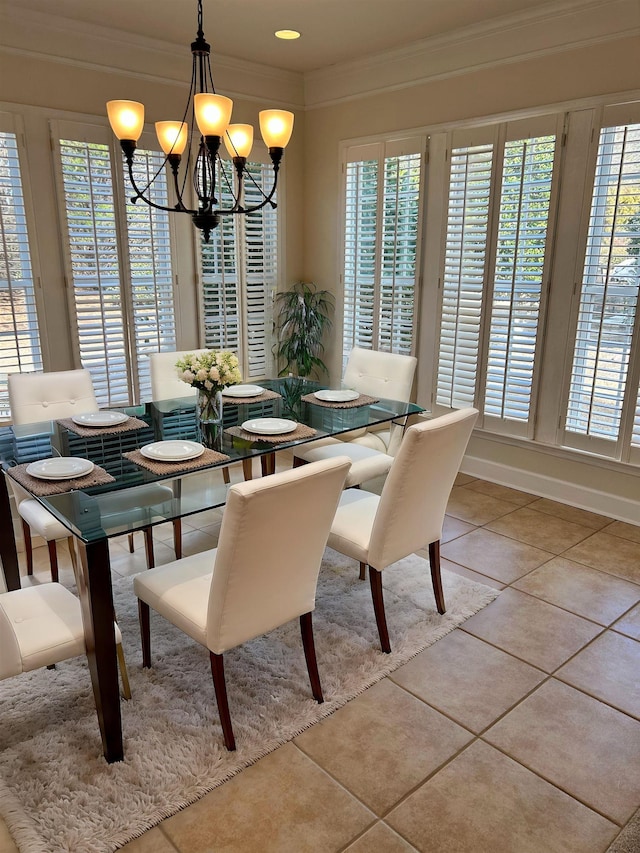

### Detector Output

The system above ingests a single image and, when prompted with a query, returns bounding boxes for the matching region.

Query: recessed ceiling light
[275,30,301,40]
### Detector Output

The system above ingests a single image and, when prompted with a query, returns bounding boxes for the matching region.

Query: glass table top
[1,377,424,543]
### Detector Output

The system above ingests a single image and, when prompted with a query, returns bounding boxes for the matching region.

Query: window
[563,117,640,462]
[0,115,43,418]
[342,139,423,370]
[201,156,278,380]
[52,121,177,406]
[434,118,560,438]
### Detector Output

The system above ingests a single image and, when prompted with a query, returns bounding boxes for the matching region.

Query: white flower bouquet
[175,350,242,395]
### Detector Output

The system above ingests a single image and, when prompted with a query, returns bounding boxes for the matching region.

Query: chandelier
[106,0,294,242]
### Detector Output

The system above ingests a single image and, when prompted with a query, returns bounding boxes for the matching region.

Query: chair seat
[347,429,389,454]
[295,442,394,488]
[326,489,378,563]
[18,499,71,541]
[133,551,215,647]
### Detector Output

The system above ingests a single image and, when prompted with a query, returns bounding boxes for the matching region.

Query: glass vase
[196,389,223,449]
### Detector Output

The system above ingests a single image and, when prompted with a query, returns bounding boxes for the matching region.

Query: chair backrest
[368,408,478,570]
[343,347,417,402]
[206,456,351,653]
[8,369,98,425]
[149,349,209,401]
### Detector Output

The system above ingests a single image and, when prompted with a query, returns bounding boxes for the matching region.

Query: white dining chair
[292,347,417,487]
[0,582,130,699]
[327,408,478,652]
[134,455,351,751]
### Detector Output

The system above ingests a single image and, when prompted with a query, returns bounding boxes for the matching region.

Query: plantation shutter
[52,121,177,406]
[200,154,277,380]
[342,138,423,371]
[0,114,43,419]
[563,112,640,461]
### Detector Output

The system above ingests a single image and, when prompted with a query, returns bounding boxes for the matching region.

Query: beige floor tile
[464,480,538,506]
[556,631,640,719]
[179,528,219,557]
[603,520,640,545]
[454,473,476,486]
[295,680,471,815]
[391,630,544,733]
[162,743,373,853]
[439,557,506,590]
[461,588,602,671]
[0,819,18,853]
[486,506,595,554]
[445,486,517,525]
[513,556,640,625]
[441,528,553,583]
[526,498,612,530]
[485,679,640,824]
[441,515,476,544]
[613,603,640,641]
[386,740,617,853]
[110,540,176,577]
[563,531,640,584]
[344,823,418,852]
[119,828,177,852]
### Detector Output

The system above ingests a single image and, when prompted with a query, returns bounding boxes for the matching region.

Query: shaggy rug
[0,548,499,853]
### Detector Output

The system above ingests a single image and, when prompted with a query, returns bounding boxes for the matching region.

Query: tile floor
[1,468,639,853]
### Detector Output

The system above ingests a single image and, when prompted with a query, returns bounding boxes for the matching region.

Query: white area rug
[0,549,499,853]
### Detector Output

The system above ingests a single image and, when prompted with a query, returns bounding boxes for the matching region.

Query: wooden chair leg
[369,567,391,653]
[242,458,253,480]
[209,652,236,751]
[428,540,446,614]
[359,562,367,581]
[47,540,59,583]
[21,519,34,575]
[172,519,182,560]
[138,600,151,668]
[143,527,155,568]
[300,612,323,703]
[128,532,135,553]
[116,641,132,700]
[222,466,230,485]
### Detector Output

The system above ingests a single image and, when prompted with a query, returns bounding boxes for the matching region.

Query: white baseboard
[462,454,640,525]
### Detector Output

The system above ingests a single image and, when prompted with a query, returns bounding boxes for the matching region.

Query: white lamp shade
[194,94,233,137]
[107,101,145,141]
[224,124,254,159]
[155,121,189,156]
[259,110,294,149]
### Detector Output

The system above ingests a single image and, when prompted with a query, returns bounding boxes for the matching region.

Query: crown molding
[303,0,640,108]
[0,6,304,109]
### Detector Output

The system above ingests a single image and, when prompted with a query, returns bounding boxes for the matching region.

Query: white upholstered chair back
[343,348,417,402]
[149,349,209,401]
[368,408,478,570]
[206,456,351,653]
[8,369,98,425]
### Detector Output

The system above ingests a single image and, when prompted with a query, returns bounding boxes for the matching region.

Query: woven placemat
[123,448,230,475]
[226,423,317,444]
[301,392,379,409]
[221,389,282,406]
[57,416,148,438]
[7,463,115,496]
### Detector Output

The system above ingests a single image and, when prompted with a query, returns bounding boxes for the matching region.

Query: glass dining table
[0,376,424,762]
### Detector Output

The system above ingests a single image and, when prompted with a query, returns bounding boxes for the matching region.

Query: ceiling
[6,0,568,73]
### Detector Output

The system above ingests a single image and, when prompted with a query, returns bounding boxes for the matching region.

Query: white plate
[140,440,205,462]
[314,389,360,402]
[241,418,297,436]
[71,410,129,427]
[26,457,95,480]
[222,384,265,398]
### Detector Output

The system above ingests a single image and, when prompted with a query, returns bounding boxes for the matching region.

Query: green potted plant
[274,281,335,378]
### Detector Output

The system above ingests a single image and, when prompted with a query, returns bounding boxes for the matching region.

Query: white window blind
[436,141,493,410]
[342,139,423,370]
[564,121,640,459]
[0,124,42,419]
[200,157,277,380]
[484,135,556,424]
[54,123,177,406]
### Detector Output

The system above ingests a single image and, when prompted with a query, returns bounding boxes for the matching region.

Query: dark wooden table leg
[0,472,21,591]
[260,452,276,477]
[77,539,124,763]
